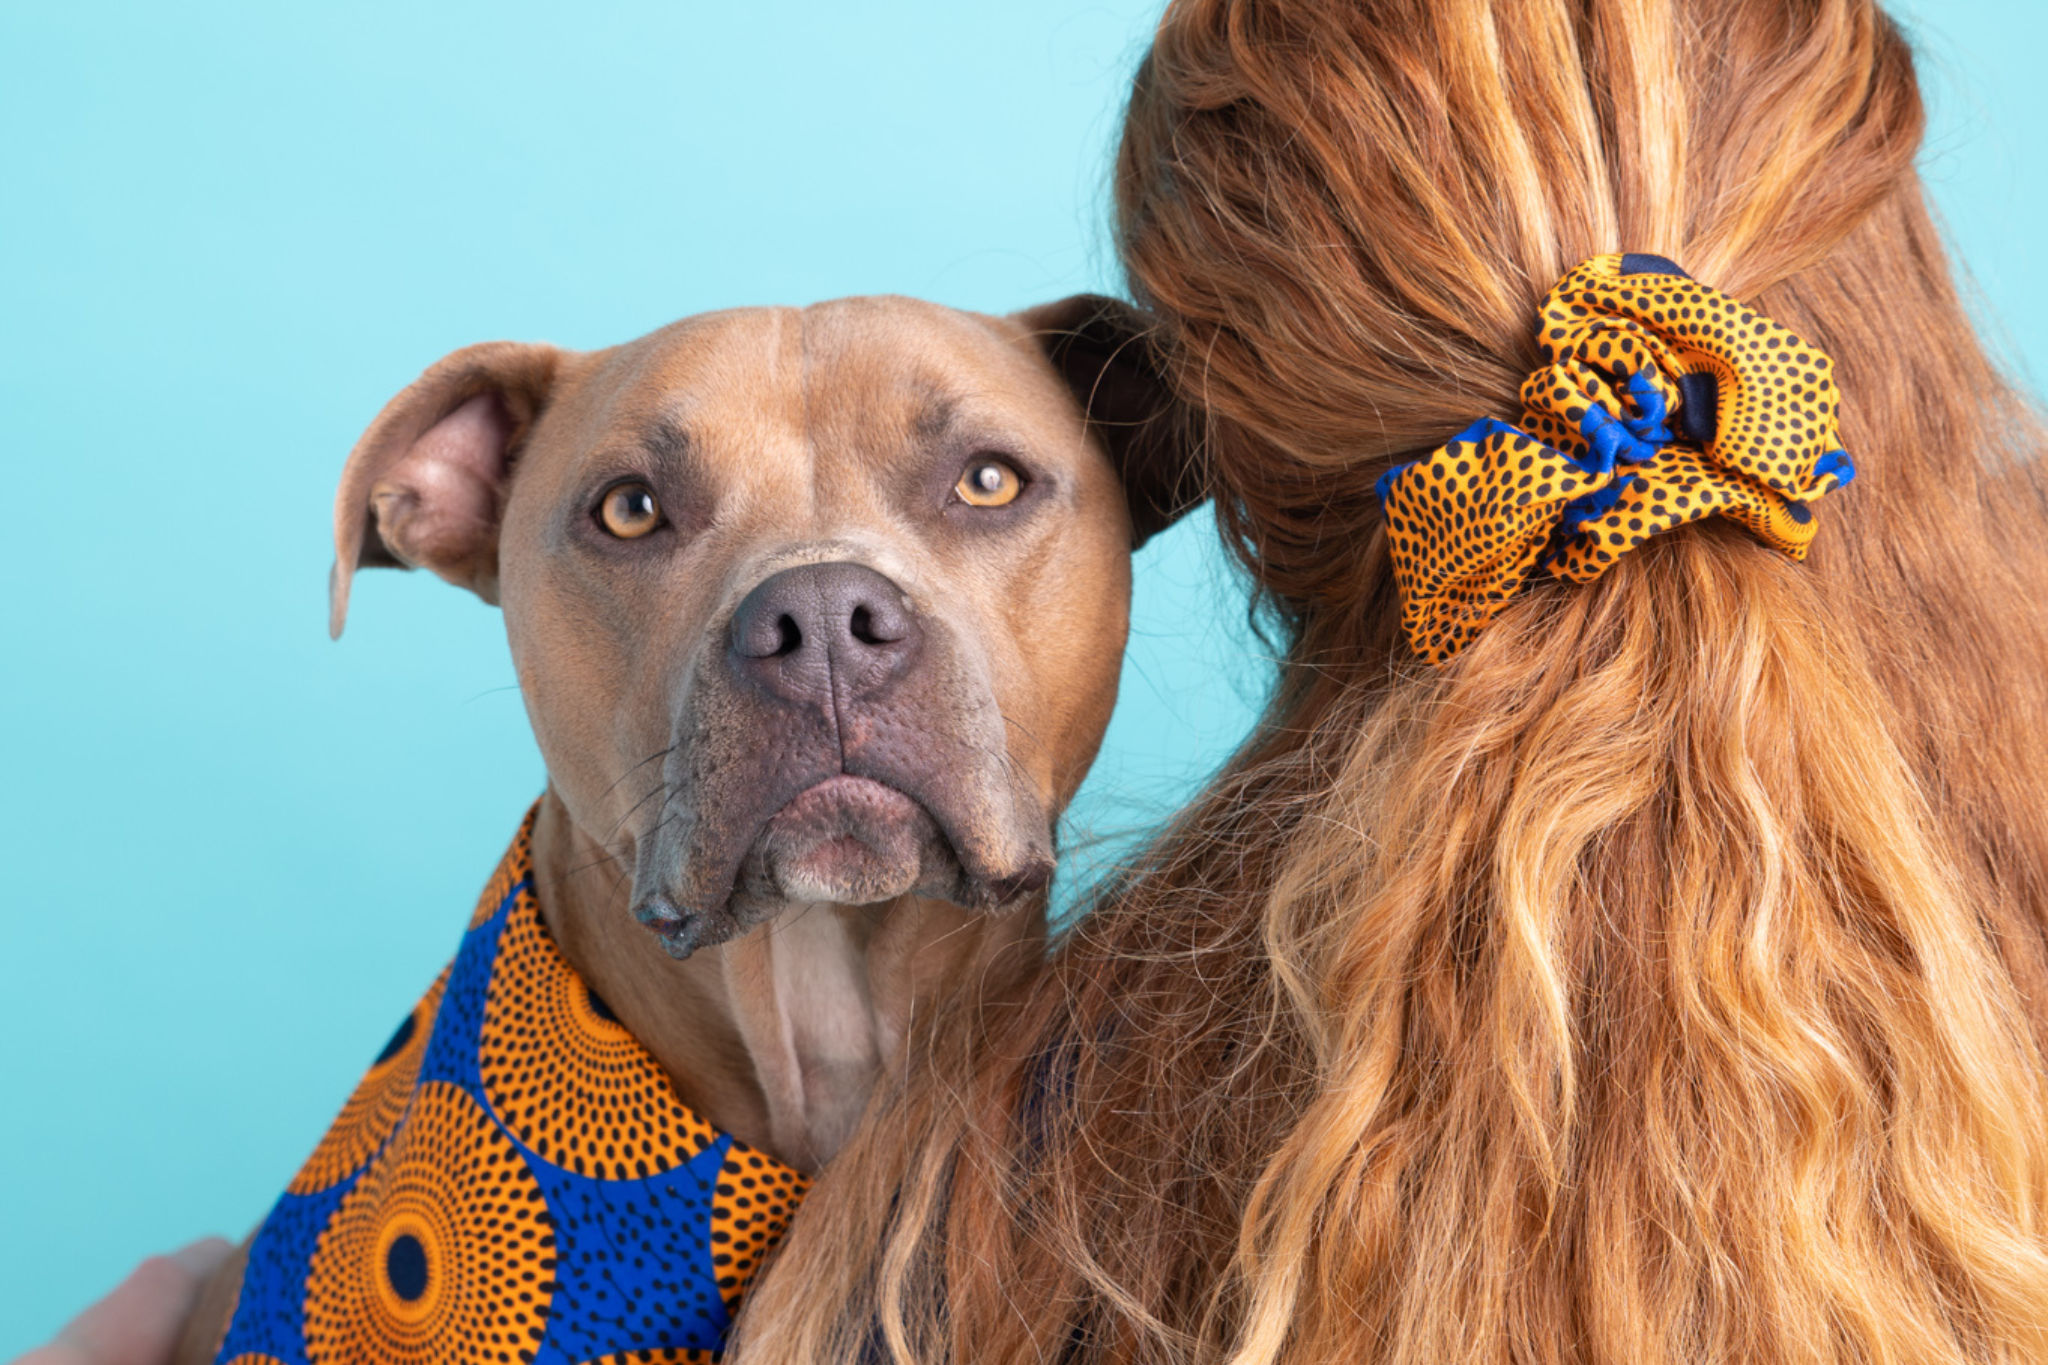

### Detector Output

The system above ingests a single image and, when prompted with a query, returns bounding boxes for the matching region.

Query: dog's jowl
[173,295,1189,1363]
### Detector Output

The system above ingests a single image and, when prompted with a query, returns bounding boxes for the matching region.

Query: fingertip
[49,1250,211,1361]
[117,1254,194,1301]
[169,1237,234,1279]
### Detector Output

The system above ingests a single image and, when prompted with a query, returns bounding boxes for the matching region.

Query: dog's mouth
[737,774,950,907]
[629,606,1061,960]
[633,772,1041,959]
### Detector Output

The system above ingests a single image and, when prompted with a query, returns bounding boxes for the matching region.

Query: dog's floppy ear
[1018,294,1203,547]
[329,341,563,639]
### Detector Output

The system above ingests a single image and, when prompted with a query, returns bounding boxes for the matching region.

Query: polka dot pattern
[531,1139,736,1358]
[211,807,812,1364]
[480,889,718,1178]
[710,1146,811,1311]
[289,971,447,1194]
[305,1081,556,1364]
[216,1179,356,1360]
[1377,253,1857,664]
[712,1154,806,1309]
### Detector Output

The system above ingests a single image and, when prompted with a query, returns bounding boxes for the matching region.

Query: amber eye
[599,482,662,538]
[955,458,1023,508]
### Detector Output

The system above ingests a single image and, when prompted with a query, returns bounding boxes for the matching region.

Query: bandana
[214,807,810,1364]
[1375,253,1857,665]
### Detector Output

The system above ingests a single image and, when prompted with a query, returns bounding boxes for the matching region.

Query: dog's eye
[955,459,1022,508]
[599,483,663,538]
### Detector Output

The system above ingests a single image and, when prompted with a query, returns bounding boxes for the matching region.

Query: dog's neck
[527,790,1039,1173]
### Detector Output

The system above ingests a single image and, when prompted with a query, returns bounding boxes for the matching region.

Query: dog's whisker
[599,744,678,800]
[606,778,672,843]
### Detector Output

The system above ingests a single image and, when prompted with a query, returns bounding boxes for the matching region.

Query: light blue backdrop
[0,0,2039,1350]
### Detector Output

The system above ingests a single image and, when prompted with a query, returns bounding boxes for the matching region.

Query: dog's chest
[213,809,809,1364]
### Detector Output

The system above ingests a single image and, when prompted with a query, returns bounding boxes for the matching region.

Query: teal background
[0,0,2039,1349]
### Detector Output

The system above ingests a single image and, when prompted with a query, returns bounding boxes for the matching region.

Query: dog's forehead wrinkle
[797,303,822,534]
[594,304,809,466]
[640,410,693,469]
[900,387,1046,471]
[910,389,959,444]
[794,301,1039,425]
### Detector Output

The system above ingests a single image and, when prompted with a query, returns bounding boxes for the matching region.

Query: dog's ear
[1018,294,1203,547]
[329,341,564,639]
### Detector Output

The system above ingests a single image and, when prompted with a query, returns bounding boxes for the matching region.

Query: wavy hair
[735,2,2048,1361]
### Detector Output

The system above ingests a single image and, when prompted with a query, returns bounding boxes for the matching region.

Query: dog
[168,293,1188,1363]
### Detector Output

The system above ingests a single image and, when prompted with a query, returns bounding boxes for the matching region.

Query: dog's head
[332,296,1192,955]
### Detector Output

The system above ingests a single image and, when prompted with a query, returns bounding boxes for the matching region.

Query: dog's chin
[634,774,1056,959]
[636,776,971,959]
[738,775,952,907]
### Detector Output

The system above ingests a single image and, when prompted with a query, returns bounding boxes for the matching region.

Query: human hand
[8,1240,234,1365]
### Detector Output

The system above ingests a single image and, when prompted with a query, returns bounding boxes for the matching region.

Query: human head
[740,6,2048,1362]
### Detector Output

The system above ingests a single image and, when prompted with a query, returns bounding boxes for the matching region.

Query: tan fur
[475,302,1135,1163]
[173,294,1176,1361]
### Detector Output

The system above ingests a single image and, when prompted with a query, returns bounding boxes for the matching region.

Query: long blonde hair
[736,2,2048,1361]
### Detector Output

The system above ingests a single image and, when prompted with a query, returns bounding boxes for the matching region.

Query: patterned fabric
[215,807,810,1365]
[1375,253,1857,665]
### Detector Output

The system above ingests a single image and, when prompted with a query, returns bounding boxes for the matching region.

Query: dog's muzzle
[629,559,1053,957]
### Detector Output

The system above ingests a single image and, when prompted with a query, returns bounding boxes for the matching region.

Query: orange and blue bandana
[214,808,809,1365]
[1375,253,1857,665]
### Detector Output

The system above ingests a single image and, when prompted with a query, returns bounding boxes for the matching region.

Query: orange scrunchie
[1375,253,1856,665]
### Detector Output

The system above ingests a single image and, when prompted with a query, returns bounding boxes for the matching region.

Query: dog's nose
[728,561,922,703]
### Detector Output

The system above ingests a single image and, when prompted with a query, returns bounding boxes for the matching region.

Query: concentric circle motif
[471,811,537,929]
[289,970,449,1194]
[709,1145,811,1310]
[1376,253,1854,664]
[305,1080,556,1364]
[583,1350,720,1364]
[221,1356,290,1365]
[479,894,716,1177]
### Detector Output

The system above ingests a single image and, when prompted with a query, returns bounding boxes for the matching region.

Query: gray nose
[728,561,922,704]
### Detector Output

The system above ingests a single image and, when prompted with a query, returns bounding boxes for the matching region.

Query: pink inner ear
[374,393,515,579]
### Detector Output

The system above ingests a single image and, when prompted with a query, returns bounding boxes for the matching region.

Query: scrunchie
[1374,253,1856,665]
